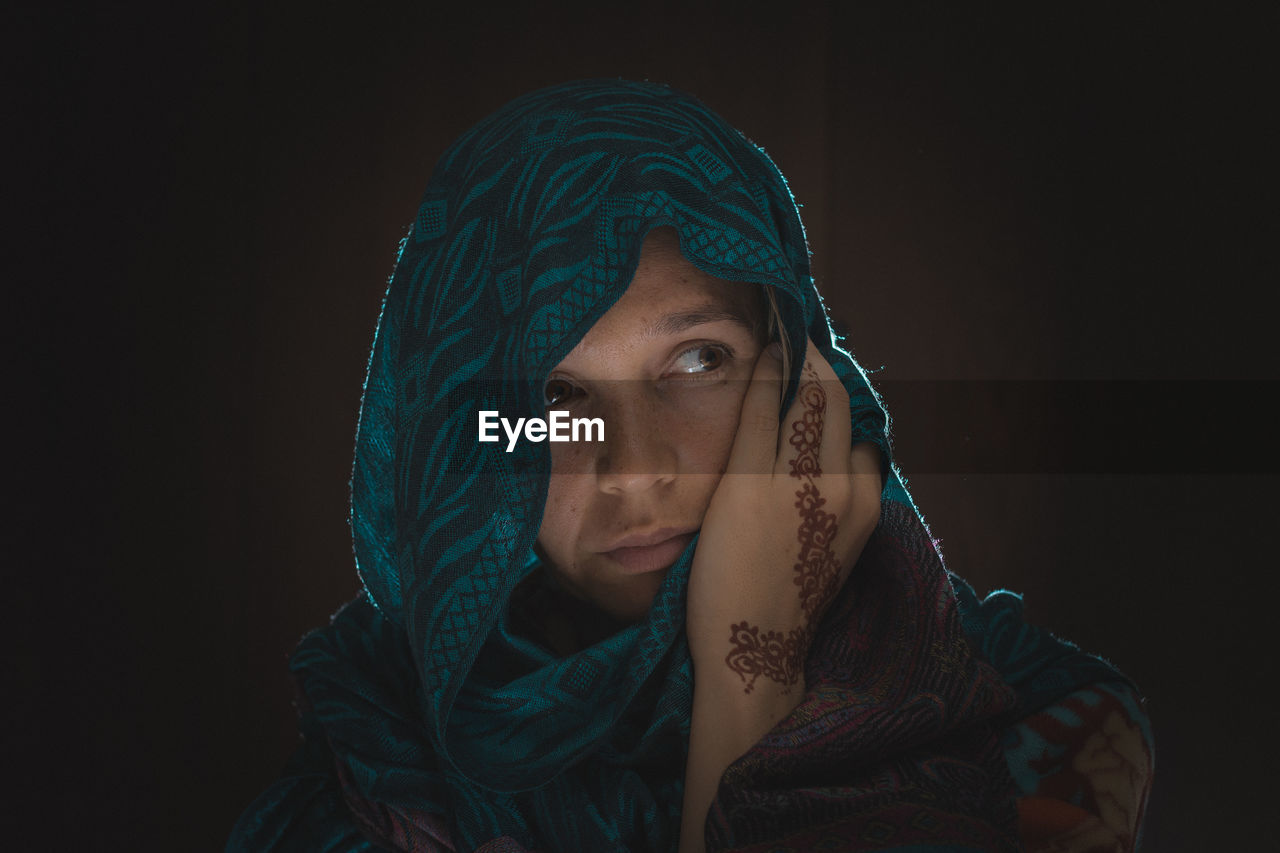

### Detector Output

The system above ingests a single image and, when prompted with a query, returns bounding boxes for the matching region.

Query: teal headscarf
[351,78,894,847]
[231,79,1142,852]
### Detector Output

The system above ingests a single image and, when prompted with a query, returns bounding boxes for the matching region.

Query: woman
[229,80,1152,852]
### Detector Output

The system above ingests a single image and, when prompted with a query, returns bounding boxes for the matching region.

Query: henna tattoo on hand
[793,482,841,617]
[787,376,826,479]
[724,363,843,694]
[723,622,807,693]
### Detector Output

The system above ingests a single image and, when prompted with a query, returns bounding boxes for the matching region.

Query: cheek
[669,385,753,475]
[535,470,587,562]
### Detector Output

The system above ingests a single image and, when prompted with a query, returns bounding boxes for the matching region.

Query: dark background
[13,3,1275,850]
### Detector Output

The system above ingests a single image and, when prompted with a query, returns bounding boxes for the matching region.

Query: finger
[724,341,785,474]
[802,342,854,478]
[849,440,884,526]
[776,338,852,479]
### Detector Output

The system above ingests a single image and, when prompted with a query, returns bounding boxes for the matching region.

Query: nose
[595,394,677,495]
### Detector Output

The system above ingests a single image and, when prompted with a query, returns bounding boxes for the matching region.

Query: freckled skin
[535,228,765,623]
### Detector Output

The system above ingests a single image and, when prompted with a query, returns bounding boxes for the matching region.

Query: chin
[598,573,668,624]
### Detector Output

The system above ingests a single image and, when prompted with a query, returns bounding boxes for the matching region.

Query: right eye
[543,377,580,408]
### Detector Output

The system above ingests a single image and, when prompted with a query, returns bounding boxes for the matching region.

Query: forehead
[578,229,761,343]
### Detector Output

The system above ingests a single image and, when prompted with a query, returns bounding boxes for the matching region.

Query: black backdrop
[13,3,1276,850]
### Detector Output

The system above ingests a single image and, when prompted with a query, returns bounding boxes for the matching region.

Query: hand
[685,337,882,692]
[678,337,882,853]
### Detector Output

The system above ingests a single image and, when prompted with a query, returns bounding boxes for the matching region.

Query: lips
[602,527,697,575]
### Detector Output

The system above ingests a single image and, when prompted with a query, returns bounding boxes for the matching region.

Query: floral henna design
[793,482,841,617]
[723,623,807,693]
[787,366,842,619]
[725,363,844,693]
[787,363,826,479]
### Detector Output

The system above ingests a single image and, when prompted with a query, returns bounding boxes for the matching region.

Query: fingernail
[766,342,782,360]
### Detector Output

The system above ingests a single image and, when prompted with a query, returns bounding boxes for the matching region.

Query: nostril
[596,437,676,493]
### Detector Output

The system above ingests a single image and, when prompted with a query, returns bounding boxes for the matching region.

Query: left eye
[672,345,728,374]
[543,377,580,407]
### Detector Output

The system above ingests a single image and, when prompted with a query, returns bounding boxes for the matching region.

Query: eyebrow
[645,306,757,338]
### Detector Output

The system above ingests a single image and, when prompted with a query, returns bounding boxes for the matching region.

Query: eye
[671,344,730,374]
[543,377,580,407]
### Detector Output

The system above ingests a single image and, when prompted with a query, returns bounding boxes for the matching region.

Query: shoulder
[226,747,379,852]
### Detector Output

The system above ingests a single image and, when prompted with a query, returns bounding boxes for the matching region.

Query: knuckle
[824,478,854,511]
[750,412,777,433]
[830,378,852,408]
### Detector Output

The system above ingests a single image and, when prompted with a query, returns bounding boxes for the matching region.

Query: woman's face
[535,227,768,623]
